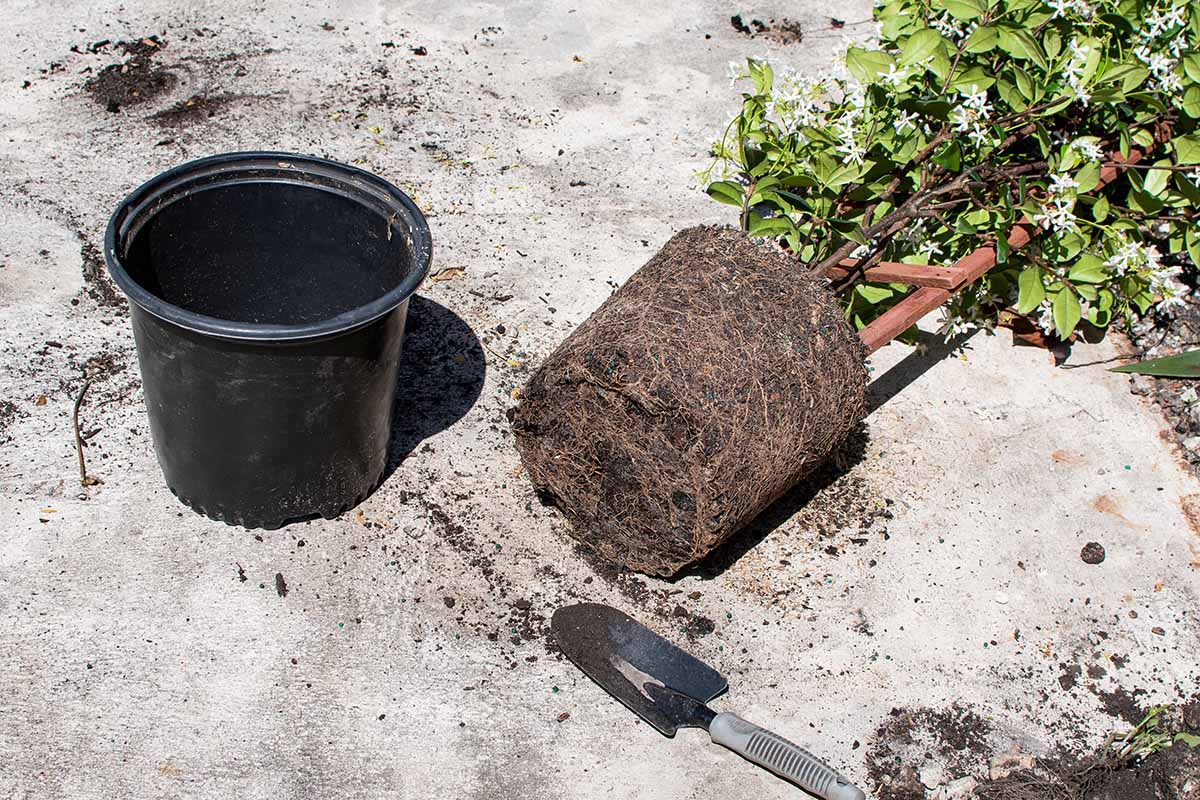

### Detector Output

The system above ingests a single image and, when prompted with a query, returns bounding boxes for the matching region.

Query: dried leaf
[35,395,47,406]
[430,267,465,282]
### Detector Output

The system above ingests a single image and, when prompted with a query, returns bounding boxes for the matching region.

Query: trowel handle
[709,712,865,800]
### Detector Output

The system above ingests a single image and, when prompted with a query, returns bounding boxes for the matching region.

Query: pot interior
[123,180,410,326]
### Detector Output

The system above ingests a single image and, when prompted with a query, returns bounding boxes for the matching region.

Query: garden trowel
[550,603,865,800]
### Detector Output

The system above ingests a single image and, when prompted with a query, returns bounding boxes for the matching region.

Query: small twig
[73,379,100,487]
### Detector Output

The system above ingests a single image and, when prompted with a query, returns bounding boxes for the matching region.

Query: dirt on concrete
[729,14,805,44]
[83,36,177,112]
[148,93,242,127]
[867,697,1200,800]
[866,704,994,799]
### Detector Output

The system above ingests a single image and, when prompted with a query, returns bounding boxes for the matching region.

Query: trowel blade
[550,603,727,736]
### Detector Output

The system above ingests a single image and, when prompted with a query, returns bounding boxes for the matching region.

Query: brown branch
[73,379,100,487]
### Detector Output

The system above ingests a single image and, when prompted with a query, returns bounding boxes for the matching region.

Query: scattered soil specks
[1059,662,1082,691]
[80,239,123,308]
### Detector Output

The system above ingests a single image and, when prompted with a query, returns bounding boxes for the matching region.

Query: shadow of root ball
[511,226,867,576]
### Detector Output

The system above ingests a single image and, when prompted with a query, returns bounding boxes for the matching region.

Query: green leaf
[1069,254,1106,283]
[901,29,943,65]
[1076,160,1101,193]
[826,161,863,188]
[1131,290,1154,314]
[1143,160,1172,197]
[1127,187,1164,215]
[1177,732,1200,747]
[1017,267,1045,314]
[1112,349,1200,377]
[1122,66,1150,93]
[948,65,996,91]
[1088,306,1111,327]
[1183,86,1200,119]
[1012,66,1035,101]
[1093,194,1110,222]
[995,77,1026,111]
[933,141,962,171]
[1184,54,1200,84]
[747,214,794,237]
[927,40,953,80]
[1187,227,1200,268]
[1043,29,1062,61]
[856,283,895,303]
[1053,289,1081,338]
[706,181,745,207]
[846,47,895,83]
[1176,135,1200,165]
[997,28,1046,68]
[943,0,986,20]
[964,25,999,53]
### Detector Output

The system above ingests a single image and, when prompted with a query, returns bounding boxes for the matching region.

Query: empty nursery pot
[105,152,432,528]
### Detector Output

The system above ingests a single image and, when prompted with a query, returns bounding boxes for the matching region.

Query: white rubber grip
[709,712,865,800]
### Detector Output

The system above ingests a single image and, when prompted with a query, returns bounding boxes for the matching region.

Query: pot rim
[104,151,433,342]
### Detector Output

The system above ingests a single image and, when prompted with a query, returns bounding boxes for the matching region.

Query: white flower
[1046,0,1073,18]
[1033,198,1078,233]
[1070,137,1104,160]
[960,84,994,119]
[918,239,944,260]
[1181,386,1200,407]
[880,63,908,87]
[1048,0,1093,19]
[1147,5,1187,36]
[1158,290,1188,312]
[1049,173,1080,195]
[937,312,977,337]
[1157,68,1183,95]
[1186,168,1200,189]
[1036,300,1056,334]
[1145,243,1163,272]
[966,123,992,147]
[893,110,919,133]
[932,14,964,39]
[950,85,995,147]
[1134,44,1184,96]
[1104,238,1142,275]
[727,61,746,86]
[1061,38,1096,105]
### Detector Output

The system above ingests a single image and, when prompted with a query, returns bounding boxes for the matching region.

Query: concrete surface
[1,1,1198,798]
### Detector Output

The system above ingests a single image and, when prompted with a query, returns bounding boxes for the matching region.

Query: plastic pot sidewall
[107,153,431,527]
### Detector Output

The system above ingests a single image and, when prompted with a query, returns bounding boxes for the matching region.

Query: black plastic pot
[105,152,432,528]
